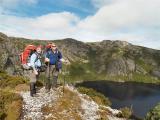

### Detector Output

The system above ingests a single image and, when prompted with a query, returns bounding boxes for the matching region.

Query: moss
[77,87,111,106]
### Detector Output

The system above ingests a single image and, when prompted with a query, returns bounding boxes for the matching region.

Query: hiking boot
[32,94,39,97]
[45,89,50,93]
[51,87,57,92]
[30,83,35,97]
[33,83,36,94]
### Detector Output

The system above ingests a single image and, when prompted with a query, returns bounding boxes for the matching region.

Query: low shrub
[145,103,160,120]
[77,87,111,106]
[117,107,132,119]
[0,71,28,88]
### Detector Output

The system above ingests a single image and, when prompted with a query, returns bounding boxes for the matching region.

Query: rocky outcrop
[106,58,135,76]
[151,70,160,78]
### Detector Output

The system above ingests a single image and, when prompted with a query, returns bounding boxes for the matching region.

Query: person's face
[51,44,57,51]
[36,47,42,53]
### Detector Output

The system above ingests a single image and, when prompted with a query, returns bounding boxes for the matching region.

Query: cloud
[91,0,114,8]
[77,0,160,48]
[0,0,160,49]
[80,0,160,32]
[0,12,79,39]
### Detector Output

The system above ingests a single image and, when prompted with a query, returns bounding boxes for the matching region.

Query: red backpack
[46,43,52,50]
[20,45,36,69]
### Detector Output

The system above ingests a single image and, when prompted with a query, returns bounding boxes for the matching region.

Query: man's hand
[45,58,50,62]
[34,69,38,75]
[60,58,68,64]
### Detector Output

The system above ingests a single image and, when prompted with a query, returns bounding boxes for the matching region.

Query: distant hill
[0,32,160,83]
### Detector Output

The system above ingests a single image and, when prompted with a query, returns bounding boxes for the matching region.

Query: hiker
[29,45,42,97]
[44,43,62,92]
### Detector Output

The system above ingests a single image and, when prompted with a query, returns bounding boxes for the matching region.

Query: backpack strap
[34,52,41,63]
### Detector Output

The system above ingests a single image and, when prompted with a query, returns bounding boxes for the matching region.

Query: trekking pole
[45,62,50,90]
[48,62,50,89]
[63,72,65,94]
[63,63,68,94]
[63,65,66,94]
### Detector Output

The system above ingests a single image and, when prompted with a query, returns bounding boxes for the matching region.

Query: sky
[0,0,160,49]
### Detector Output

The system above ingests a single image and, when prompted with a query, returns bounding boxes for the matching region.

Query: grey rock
[106,58,128,76]
[151,70,160,78]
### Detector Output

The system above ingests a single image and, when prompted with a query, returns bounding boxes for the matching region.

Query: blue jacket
[45,50,62,66]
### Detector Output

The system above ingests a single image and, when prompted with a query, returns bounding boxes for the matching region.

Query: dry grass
[15,84,30,92]
[97,111,109,120]
[0,89,23,120]
[6,100,23,120]
[42,87,82,120]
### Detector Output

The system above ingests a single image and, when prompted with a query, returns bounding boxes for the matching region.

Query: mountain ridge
[0,32,160,83]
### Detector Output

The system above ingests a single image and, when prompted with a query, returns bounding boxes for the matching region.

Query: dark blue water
[76,81,160,118]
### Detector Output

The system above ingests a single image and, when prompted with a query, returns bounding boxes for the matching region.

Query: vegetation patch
[145,103,160,120]
[105,73,160,84]
[42,87,82,120]
[116,107,133,119]
[0,70,28,88]
[0,89,22,120]
[77,87,111,106]
[135,59,153,72]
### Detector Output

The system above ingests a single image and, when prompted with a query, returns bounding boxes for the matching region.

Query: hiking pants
[29,70,39,96]
[45,65,59,90]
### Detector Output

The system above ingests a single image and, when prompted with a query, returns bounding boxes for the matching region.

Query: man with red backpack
[45,43,62,92]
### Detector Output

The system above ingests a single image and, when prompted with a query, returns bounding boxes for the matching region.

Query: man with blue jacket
[45,43,62,92]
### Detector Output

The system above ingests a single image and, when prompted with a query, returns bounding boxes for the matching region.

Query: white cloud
[91,0,114,8]
[80,0,160,33]
[0,0,160,49]
[0,12,79,39]
[77,0,160,48]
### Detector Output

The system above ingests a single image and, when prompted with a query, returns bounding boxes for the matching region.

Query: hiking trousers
[28,70,39,96]
[45,65,59,91]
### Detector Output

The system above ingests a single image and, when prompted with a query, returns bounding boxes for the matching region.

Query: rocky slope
[0,70,127,120]
[20,85,125,120]
[0,32,160,83]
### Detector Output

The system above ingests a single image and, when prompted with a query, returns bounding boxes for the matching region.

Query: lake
[76,81,160,118]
